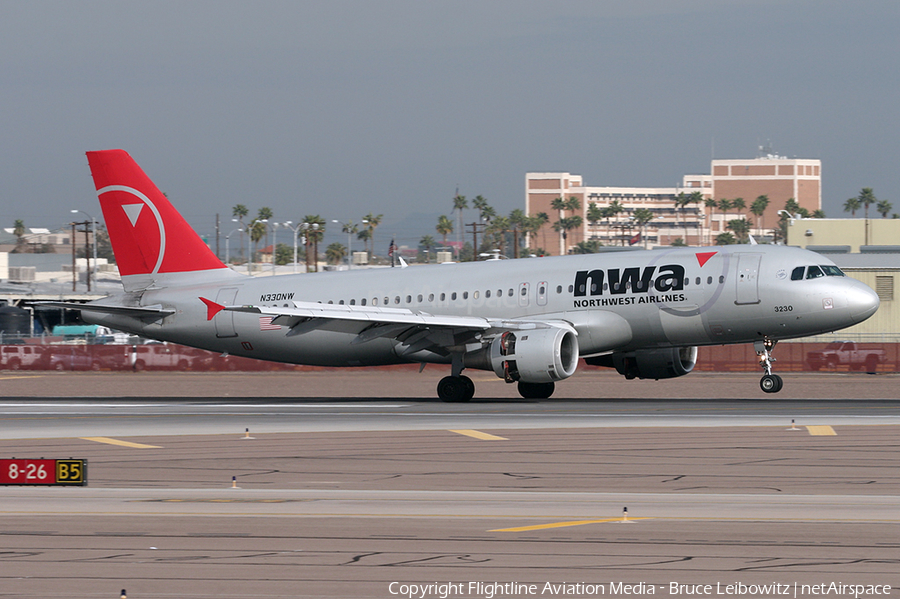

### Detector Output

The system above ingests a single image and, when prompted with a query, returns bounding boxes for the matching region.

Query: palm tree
[248,218,267,266]
[552,215,583,253]
[571,240,602,254]
[361,213,382,260]
[257,207,273,251]
[731,197,746,218]
[435,215,454,248]
[715,232,737,245]
[232,204,249,262]
[356,228,371,260]
[716,198,733,230]
[12,219,26,252]
[877,199,893,218]
[858,188,877,220]
[534,212,549,252]
[784,198,801,216]
[487,216,510,256]
[302,215,325,272]
[586,202,604,240]
[843,197,861,217]
[452,193,467,256]
[606,200,625,245]
[750,195,770,239]
[508,209,527,259]
[727,218,752,243]
[632,208,654,248]
[419,235,436,263]
[325,242,347,265]
[472,195,492,223]
[704,198,718,245]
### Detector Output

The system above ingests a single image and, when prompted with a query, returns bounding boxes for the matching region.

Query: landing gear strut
[755,338,783,393]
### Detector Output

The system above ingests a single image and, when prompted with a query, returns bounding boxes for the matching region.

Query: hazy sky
[2,0,898,248]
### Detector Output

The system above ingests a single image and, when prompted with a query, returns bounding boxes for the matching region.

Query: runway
[1,371,899,598]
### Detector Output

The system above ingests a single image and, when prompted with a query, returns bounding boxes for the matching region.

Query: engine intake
[491,328,579,383]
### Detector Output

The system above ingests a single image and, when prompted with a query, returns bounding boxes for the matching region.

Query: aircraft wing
[223,300,575,356]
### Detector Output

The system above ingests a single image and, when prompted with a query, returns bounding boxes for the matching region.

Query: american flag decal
[259,316,281,331]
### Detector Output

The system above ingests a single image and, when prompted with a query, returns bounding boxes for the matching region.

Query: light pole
[280,221,301,274]
[225,227,242,268]
[269,222,278,275]
[70,209,97,290]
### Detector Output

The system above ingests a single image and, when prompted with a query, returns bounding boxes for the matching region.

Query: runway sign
[0,459,87,486]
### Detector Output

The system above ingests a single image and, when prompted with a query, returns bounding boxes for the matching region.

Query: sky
[2,0,899,250]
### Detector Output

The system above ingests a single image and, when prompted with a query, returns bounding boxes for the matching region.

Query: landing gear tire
[760,374,783,394]
[437,375,475,403]
[517,381,555,399]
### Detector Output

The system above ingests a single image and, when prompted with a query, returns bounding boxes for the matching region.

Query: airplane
[46,150,880,401]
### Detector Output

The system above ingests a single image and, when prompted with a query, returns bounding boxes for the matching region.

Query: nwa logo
[573,264,686,307]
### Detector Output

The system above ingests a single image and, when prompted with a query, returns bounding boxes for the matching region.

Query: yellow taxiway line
[80,436,161,448]
[449,429,508,441]
[491,517,652,532]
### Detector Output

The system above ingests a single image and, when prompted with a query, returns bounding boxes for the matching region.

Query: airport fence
[1,337,899,374]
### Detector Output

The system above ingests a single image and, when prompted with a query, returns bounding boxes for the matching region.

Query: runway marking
[0,375,44,381]
[80,436,161,448]
[490,517,652,532]
[449,429,507,441]
[806,425,837,436]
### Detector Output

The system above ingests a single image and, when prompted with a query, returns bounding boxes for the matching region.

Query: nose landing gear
[755,338,783,393]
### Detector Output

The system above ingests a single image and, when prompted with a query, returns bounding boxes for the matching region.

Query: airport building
[526,154,822,255]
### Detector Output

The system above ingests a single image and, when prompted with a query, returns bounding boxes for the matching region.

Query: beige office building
[527,155,822,255]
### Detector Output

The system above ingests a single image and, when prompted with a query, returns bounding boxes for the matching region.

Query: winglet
[200,297,225,320]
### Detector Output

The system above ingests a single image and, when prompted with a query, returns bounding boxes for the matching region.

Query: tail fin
[86,150,237,291]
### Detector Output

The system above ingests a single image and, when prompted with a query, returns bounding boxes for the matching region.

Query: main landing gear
[755,338,783,393]
[437,354,476,402]
[437,374,475,402]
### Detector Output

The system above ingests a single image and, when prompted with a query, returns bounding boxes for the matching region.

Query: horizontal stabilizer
[38,301,174,320]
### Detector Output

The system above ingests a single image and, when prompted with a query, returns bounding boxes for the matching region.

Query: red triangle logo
[199,297,225,321]
[696,251,717,267]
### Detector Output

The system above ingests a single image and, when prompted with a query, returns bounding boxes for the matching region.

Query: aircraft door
[536,281,548,306]
[518,282,530,308]
[735,253,761,305]
[214,287,239,338]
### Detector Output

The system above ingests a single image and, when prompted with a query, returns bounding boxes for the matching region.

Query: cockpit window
[791,266,805,281]
[821,265,845,277]
[806,265,825,279]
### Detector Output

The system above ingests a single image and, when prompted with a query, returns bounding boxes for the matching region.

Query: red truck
[806,341,887,373]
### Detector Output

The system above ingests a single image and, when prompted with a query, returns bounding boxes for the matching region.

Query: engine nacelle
[586,346,697,380]
[486,328,579,383]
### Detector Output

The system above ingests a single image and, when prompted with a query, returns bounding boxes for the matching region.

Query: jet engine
[586,346,697,380]
[466,327,579,383]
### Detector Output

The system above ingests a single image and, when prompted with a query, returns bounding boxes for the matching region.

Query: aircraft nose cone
[848,282,880,322]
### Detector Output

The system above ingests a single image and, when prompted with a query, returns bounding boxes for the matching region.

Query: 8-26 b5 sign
[0,459,87,486]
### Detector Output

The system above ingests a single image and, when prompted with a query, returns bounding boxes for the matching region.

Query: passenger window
[718,276,725,284]
[508,289,514,297]
[451,292,457,300]
[806,265,824,279]
[463,291,469,300]
[428,293,434,301]
[350,299,356,305]
[473,291,479,299]
[707,276,712,285]
[338,300,344,305]
[568,285,574,293]
[556,285,562,294]
[440,293,446,301]
[486,290,491,298]
[695,277,701,285]
[791,266,805,281]
[362,298,368,306]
